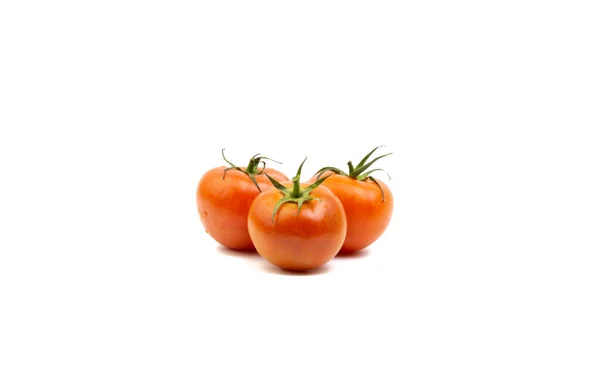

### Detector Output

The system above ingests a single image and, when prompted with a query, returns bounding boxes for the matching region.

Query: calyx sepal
[314,146,392,202]
[221,149,281,192]
[265,157,331,223]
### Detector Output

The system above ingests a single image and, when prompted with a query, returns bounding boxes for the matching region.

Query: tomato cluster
[196,147,394,272]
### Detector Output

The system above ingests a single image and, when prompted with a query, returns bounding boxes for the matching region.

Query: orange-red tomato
[197,164,288,251]
[248,182,346,271]
[315,174,393,253]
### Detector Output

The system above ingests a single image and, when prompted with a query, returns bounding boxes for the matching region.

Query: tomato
[248,159,347,271]
[196,150,288,251]
[313,146,394,253]
[314,175,393,253]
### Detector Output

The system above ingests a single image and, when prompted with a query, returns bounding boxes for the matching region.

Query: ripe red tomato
[313,146,394,253]
[196,150,288,251]
[248,159,347,271]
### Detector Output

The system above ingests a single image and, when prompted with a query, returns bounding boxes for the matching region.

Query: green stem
[247,158,259,174]
[291,177,301,198]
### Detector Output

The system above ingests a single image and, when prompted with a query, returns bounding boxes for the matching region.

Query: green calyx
[265,157,331,223]
[221,149,282,192]
[314,145,392,202]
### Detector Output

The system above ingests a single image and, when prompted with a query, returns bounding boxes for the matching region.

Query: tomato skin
[315,174,393,253]
[196,167,288,251]
[248,184,347,271]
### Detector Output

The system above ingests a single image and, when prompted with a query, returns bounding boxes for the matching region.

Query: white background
[1,1,599,366]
